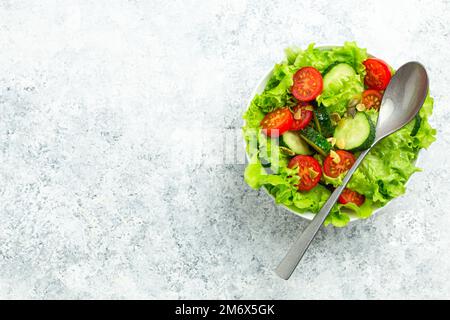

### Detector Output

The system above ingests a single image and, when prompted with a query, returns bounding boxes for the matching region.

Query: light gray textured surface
[0,0,449,299]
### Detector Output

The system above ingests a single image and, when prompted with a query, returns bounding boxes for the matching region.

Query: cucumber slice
[410,114,422,136]
[323,63,356,91]
[314,105,334,137]
[334,112,375,151]
[299,127,331,156]
[282,131,312,155]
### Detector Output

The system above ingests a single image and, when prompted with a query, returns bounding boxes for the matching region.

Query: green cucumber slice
[314,105,334,137]
[282,131,312,155]
[323,63,356,91]
[299,127,331,156]
[334,112,375,151]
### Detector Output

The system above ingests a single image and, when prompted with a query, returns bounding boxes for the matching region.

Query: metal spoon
[275,62,429,280]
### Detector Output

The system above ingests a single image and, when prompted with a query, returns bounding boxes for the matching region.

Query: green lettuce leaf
[285,43,332,72]
[325,42,368,76]
[324,199,374,227]
[307,42,367,115]
[253,42,368,115]
[257,131,289,172]
[316,74,364,115]
[243,42,436,227]
[253,63,297,113]
[325,209,350,227]
[415,95,436,148]
[244,153,331,213]
[344,94,436,207]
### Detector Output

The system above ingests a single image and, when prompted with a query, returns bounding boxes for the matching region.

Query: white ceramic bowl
[244,48,418,223]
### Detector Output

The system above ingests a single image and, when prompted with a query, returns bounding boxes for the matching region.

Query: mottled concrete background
[0,0,449,299]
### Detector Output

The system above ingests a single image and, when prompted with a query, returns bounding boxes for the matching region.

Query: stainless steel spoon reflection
[275,62,429,280]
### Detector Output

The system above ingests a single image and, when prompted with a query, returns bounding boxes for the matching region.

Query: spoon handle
[275,148,371,280]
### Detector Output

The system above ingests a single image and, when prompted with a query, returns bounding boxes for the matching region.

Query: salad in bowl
[243,42,436,227]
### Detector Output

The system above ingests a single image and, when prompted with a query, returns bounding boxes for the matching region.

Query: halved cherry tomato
[288,155,322,191]
[323,150,355,178]
[290,104,313,130]
[362,89,383,111]
[338,188,365,206]
[260,108,293,137]
[363,58,392,90]
[291,67,323,102]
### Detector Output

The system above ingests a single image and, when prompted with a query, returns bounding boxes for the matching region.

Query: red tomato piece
[260,108,293,138]
[323,150,356,178]
[338,188,365,206]
[291,67,323,102]
[363,58,392,90]
[288,155,322,191]
[362,89,383,111]
[290,104,314,130]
